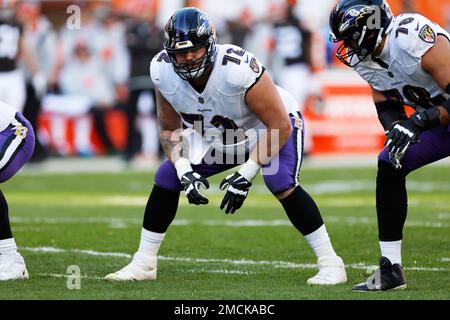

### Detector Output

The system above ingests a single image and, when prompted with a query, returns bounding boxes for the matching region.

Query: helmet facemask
[331,25,386,67]
[329,0,393,67]
[166,39,216,81]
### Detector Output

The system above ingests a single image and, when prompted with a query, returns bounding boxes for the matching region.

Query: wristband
[174,157,193,180]
[410,107,440,130]
[238,159,261,182]
[442,97,450,115]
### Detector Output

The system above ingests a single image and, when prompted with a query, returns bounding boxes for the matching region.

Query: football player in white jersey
[330,0,450,291]
[105,7,347,285]
[0,100,35,280]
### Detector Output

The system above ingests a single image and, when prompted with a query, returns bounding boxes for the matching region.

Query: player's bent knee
[263,172,297,198]
[377,159,409,179]
[154,160,183,192]
[275,187,296,200]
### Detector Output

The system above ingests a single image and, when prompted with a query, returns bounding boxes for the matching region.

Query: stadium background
[13,0,449,163]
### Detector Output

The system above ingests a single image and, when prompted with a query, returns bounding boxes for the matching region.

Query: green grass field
[0,161,448,300]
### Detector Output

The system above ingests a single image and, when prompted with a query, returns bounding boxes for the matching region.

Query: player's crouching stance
[105,7,346,285]
[330,0,450,291]
[0,101,35,280]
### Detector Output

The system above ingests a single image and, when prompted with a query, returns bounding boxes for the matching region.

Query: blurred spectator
[0,2,27,112]
[123,0,163,163]
[226,7,254,48]
[268,1,313,154]
[16,1,57,162]
[53,40,115,155]
[56,2,130,156]
[90,3,130,104]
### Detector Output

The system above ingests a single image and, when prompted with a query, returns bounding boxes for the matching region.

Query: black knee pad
[377,160,409,183]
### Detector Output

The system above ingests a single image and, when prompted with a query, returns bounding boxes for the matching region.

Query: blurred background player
[105,7,347,285]
[0,100,35,281]
[52,2,128,156]
[0,0,47,161]
[16,1,56,163]
[122,0,163,164]
[0,0,26,112]
[268,0,314,154]
[55,39,116,156]
[329,0,450,291]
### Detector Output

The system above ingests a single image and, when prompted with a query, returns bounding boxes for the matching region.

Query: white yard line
[11,216,449,228]
[20,246,450,272]
[38,273,105,280]
[38,269,254,280]
[96,180,450,198]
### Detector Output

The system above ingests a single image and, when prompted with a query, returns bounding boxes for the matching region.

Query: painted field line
[20,246,450,272]
[97,195,450,209]
[38,268,254,280]
[22,246,132,258]
[12,216,449,228]
[38,273,104,280]
[175,268,255,275]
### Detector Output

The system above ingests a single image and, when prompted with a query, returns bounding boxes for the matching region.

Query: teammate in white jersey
[105,7,347,285]
[329,0,450,291]
[0,101,35,280]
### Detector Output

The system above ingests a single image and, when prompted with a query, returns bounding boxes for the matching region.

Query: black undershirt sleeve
[375,100,408,132]
[443,84,450,114]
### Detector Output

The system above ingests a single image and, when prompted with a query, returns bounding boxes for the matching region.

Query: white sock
[379,240,402,265]
[134,228,165,264]
[304,225,337,258]
[0,238,17,255]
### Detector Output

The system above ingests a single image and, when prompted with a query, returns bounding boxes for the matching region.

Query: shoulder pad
[394,14,437,58]
[150,50,177,94]
[219,44,264,92]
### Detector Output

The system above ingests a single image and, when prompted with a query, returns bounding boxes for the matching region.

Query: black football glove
[385,119,420,154]
[180,171,210,205]
[219,172,252,214]
[384,119,419,168]
[385,108,440,169]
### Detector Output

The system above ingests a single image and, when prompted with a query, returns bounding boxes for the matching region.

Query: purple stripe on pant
[154,113,304,195]
[379,125,450,171]
[0,113,35,183]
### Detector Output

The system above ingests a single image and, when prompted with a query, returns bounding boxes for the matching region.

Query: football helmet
[329,0,394,67]
[164,7,217,80]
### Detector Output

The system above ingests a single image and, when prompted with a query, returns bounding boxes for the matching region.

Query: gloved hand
[385,120,420,155]
[385,120,418,169]
[219,172,252,214]
[385,108,440,169]
[180,171,210,205]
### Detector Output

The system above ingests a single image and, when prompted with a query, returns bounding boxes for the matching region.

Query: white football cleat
[0,252,29,281]
[104,253,157,281]
[307,255,347,285]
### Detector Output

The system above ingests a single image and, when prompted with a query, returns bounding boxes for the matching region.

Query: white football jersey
[355,13,450,111]
[150,44,298,161]
[0,100,17,132]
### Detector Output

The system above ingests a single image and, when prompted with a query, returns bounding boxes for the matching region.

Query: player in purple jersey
[105,7,347,285]
[330,0,450,291]
[0,100,35,280]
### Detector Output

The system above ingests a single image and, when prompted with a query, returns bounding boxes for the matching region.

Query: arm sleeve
[375,100,408,131]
